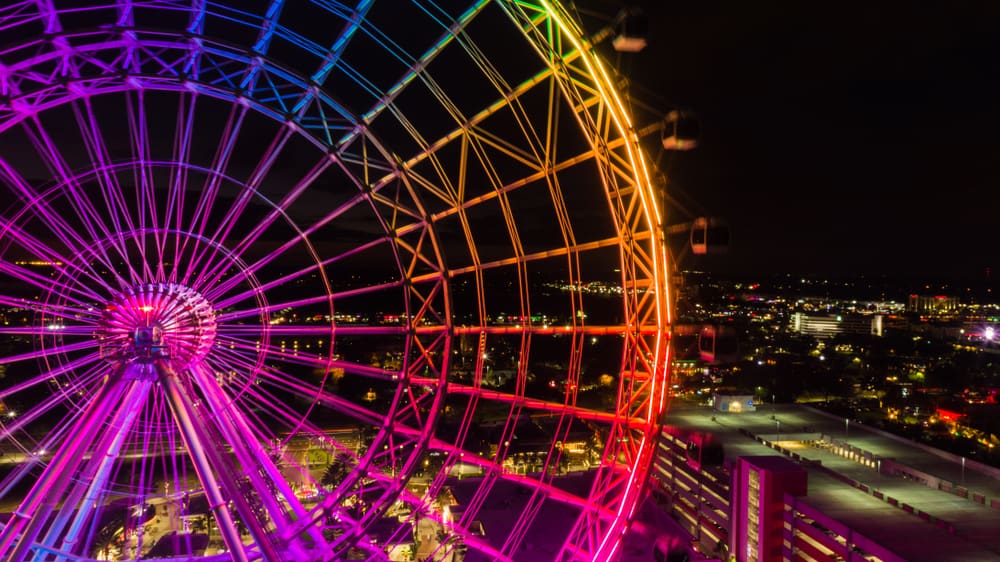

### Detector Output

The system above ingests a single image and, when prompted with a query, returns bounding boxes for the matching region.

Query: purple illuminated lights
[0,1,669,560]
[99,283,217,365]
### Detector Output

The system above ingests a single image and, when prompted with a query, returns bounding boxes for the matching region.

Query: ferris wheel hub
[99,283,218,364]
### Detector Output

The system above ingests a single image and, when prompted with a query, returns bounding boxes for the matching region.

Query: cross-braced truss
[0,1,670,560]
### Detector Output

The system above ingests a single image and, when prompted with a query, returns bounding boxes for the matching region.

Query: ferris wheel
[0,1,671,561]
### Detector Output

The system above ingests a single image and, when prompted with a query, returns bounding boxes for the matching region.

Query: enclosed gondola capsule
[612,9,648,52]
[661,110,700,150]
[690,217,730,255]
[698,324,739,364]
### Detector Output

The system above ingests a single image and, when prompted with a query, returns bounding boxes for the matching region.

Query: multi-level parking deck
[650,400,1000,561]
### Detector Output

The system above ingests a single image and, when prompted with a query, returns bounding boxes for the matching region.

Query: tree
[321,453,353,489]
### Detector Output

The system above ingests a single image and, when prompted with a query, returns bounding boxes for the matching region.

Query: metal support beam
[0,370,131,559]
[159,361,252,562]
[187,362,323,555]
[45,368,154,559]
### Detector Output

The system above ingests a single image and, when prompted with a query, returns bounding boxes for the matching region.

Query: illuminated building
[713,393,757,413]
[907,294,960,316]
[730,456,807,562]
[791,313,883,337]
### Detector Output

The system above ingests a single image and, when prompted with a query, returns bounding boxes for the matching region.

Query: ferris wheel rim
[0,2,671,560]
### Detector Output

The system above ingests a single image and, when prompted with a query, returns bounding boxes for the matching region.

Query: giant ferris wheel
[0,1,671,561]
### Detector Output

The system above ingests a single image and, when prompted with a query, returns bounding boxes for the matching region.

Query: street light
[776,419,781,444]
[845,417,849,440]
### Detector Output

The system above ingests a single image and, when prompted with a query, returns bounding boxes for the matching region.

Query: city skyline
[1,2,994,561]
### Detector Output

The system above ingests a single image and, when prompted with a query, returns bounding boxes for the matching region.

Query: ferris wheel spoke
[4,225,114,300]
[156,361,261,562]
[0,158,120,295]
[303,458,421,550]
[227,364,438,494]
[0,325,95,337]
[208,332,406,385]
[0,259,105,306]
[199,125,296,258]
[0,295,102,326]
[200,357,349,455]
[200,187,385,303]
[0,369,137,559]
[203,346,392,428]
[213,292,330,324]
[0,360,106,438]
[213,276,401,320]
[199,361,283,444]
[71,96,149,283]
[197,362,365,493]
[41,378,155,556]
[193,157,334,294]
[195,408,372,532]
[185,363,327,551]
[0,350,102,403]
[164,92,198,284]
[124,90,161,283]
[0,338,99,368]
[0,392,107,500]
[250,366,386,428]
[211,336,336,375]
[21,118,144,285]
[0,414,82,512]
[305,353,402,382]
[0,165,123,288]
[0,216,115,297]
[180,102,250,287]
[364,432,423,480]
[209,234,390,309]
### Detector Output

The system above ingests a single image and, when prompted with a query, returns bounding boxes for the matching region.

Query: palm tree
[321,452,353,489]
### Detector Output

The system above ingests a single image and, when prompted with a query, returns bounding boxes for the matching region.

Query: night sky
[609,1,1000,280]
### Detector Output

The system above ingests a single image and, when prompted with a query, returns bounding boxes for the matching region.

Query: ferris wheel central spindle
[0,282,325,560]
[100,283,218,366]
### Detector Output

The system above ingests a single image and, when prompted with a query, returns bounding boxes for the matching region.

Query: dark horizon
[613,1,1000,281]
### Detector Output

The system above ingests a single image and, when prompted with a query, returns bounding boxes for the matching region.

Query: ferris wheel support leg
[158,362,252,562]
[48,375,154,559]
[187,364,324,554]
[158,359,297,561]
[0,371,132,560]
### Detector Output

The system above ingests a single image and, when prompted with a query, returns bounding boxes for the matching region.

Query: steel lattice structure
[0,1,671,560]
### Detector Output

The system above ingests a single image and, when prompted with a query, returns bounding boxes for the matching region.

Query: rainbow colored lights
[0,1,670,560]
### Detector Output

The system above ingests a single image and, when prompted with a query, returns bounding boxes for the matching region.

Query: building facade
[791,313,883,337]
[907,294,960,316]
[730,456,807,562]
